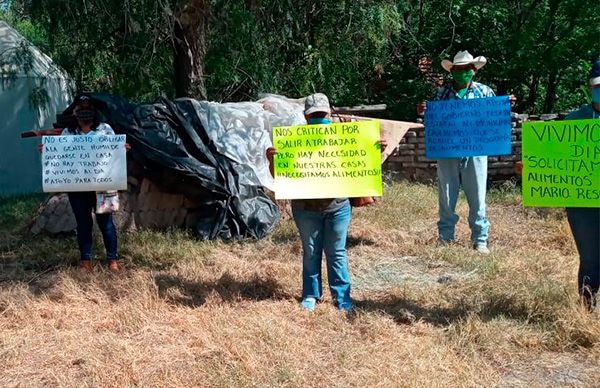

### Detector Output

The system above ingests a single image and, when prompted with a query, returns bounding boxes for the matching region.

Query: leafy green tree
[2,0,599,115]
[4,0,209,100]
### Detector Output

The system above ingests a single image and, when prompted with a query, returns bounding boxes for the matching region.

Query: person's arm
[419,85,446,115]
[434,85,446,101]
[21,128,63,138]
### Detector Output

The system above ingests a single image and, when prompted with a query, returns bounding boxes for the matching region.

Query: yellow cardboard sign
[272,121,382,200]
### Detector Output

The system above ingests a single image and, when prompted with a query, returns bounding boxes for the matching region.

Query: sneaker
[473,243,490,255]
[108,260,119,272]
[300,297,317,311]
[79,260,92,271]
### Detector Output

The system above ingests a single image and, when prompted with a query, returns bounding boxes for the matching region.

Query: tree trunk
[173,0,208,99]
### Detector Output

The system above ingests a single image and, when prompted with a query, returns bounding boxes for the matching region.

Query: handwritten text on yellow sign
[272,121,382,200]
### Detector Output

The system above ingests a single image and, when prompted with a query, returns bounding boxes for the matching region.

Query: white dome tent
[0,20,72,196]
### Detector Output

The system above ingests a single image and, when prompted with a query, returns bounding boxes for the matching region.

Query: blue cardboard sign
[425,96,512,158]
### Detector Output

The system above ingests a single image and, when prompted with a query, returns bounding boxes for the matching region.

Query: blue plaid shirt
[435,81,495,101]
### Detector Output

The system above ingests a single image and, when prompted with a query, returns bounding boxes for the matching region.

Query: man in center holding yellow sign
[266,93,385,312]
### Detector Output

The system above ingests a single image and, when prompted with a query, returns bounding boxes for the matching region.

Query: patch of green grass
[0,194,47,235]
[0,194,70,280]
[268,218,297,244]
[121,228,216,269]
[486,179,521,204]
[270,366,299,386]
[360,181,438,229]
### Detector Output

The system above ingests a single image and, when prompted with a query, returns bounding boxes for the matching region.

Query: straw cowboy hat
[441,50,487,72]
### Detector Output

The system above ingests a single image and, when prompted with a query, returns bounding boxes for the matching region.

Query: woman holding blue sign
[434,50,496,254]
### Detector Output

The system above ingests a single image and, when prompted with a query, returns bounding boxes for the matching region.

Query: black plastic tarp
[61,93,280,240]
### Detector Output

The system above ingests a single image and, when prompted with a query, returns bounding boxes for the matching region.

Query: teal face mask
[592,88,600,104]
[451,69,474,85]
[308,117,331,125]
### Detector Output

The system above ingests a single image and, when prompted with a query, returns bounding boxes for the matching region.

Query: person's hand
[378,139,388,153]
[37,143,43,154]
[266,147,278,178]
[339,114,352,123]
[266,147,278,161]
[416,102,426,117]
[515,161,523,175]
[125,143,131,151]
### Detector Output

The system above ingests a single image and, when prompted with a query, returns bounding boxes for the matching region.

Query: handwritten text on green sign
[522,119,600,207]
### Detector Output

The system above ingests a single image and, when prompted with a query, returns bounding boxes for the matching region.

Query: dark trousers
[566,207,600,296]
[67,192,118,261]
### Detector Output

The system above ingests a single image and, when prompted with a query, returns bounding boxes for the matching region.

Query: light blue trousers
[437,156,490,244]
[292,202,352,310]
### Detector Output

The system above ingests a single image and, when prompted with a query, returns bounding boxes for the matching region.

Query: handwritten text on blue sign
[425,96,512,158]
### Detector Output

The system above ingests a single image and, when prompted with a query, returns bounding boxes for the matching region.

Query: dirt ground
[0,181,598,387]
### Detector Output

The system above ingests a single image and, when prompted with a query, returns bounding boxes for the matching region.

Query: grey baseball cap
[304,93,331,115]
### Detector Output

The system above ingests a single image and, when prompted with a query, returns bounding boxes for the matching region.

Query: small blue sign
[425,96,512,158]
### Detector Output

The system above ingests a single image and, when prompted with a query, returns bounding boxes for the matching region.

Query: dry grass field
[1,180,599,387]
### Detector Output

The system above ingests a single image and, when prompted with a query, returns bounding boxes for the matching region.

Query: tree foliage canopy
[1,0,599,118]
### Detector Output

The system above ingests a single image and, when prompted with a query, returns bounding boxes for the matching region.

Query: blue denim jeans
[566,207,600,296]
[68,192,118,261]
[437,156,490,244]
[292,201,352,309]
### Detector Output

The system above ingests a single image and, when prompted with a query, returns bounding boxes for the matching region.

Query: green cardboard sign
[522,119,600,207]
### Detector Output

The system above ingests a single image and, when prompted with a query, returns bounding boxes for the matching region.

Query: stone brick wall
[383,113,566,182]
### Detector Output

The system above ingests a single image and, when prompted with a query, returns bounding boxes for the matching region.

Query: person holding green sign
[517,59,600,311]
[435,50,496,254]
[266,93,385,313]
[267,93,352,312]
[555,60,599,311]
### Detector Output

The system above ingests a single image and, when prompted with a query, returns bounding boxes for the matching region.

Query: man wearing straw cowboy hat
[435,50,496,254]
